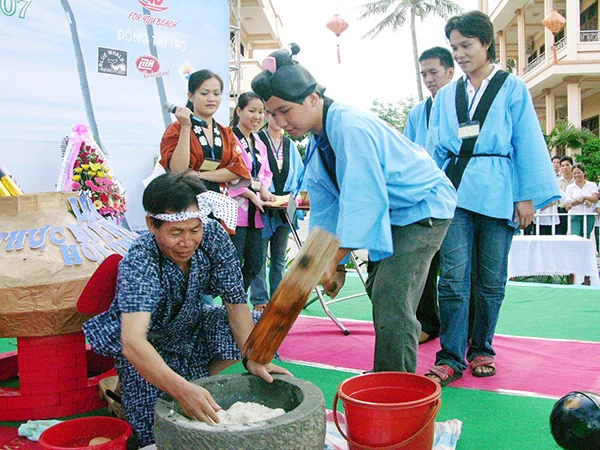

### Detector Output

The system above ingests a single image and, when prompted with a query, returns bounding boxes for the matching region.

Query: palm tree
[546,121,596,156]
[358,0,462,101]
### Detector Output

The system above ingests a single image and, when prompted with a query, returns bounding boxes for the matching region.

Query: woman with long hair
[249,112,304,309]
[159,69,250,195]
[228,92,275,294]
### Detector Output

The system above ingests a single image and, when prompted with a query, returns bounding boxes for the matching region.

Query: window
[581,2,598,31]
[582,115,599,136]
[528,50,538,63]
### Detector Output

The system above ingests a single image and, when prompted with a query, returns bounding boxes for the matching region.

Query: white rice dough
[216,401,285,424]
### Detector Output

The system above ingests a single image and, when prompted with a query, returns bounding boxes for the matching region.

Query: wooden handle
[242,227,340,364]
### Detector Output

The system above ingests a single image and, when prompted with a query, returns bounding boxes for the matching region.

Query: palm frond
[358,0,399,19]
[547,121,597,150]
[418,0,463,20]
[361,5,408,38]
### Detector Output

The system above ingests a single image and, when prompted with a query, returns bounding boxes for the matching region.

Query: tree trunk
[410,7,423,101]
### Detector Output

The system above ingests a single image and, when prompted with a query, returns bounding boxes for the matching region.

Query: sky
[266,0,478,110]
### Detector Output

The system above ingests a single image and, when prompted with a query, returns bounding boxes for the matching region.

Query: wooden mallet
[242,227,340,365]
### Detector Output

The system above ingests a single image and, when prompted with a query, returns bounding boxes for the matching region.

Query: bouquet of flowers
[57,124,127,219]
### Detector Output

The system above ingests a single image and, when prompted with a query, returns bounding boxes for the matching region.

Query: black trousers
[416,252,440,337]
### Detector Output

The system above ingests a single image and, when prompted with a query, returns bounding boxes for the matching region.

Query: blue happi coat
[404,97,432,149]
[304,101,457,262]
[426,73,560,224]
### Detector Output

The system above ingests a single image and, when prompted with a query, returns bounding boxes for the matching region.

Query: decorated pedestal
[0,192,137,421]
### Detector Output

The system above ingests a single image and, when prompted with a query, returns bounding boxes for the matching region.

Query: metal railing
[580,30,600,42]
[524,52,546,74]
[521,210,598,241]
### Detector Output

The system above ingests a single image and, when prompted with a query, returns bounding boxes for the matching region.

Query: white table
[508,235,600,285]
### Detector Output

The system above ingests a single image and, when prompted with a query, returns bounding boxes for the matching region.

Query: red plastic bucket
[333,372,441,450]
[38,417,132,450]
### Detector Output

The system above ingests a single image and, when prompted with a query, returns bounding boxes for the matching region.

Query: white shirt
[565,181,599,214]
[465,65,501,120]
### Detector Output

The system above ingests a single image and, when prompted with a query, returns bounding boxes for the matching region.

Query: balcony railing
[556,36,566,51]
[580,30,600,42]
[524,52,546,73]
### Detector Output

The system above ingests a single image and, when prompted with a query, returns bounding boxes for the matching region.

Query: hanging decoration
[542,10,566,64]
[327,14,349,64]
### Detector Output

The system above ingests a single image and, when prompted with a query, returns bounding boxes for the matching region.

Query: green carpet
[1,281,594,448]
[303,277,600,341]
[224,361,562,449]
[0,337,16,354]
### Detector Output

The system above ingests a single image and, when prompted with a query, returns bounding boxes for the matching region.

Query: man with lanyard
[404,46,454,345]
[251,44,457,374]
[425,11,560,386]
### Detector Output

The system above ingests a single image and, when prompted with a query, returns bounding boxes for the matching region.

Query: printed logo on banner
[98,47,127,76]
[138,0,169,12]
[135,54,169,79]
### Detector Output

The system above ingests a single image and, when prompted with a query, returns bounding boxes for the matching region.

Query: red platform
[0,332,114,421]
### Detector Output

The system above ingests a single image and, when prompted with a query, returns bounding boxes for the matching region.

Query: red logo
[135,55,160,74]
[138,0,168,12]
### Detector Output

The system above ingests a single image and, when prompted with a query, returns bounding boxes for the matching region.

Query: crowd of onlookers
[527,155,600,253]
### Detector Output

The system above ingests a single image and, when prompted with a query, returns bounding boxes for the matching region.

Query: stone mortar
[154,373,325,450]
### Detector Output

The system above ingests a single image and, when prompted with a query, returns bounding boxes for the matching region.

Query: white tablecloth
[507,235,600,285]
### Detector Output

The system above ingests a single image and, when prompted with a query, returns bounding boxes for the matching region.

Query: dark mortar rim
[155,373,325,432]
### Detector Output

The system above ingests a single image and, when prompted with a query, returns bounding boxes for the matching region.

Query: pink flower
[85,180,95,189]
[72,181,81,190]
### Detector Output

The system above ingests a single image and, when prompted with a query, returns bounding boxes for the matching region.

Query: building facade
[230,0,283,106]
[481,0,600,153]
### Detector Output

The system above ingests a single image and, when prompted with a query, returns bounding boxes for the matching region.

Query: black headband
[251,44,325,104]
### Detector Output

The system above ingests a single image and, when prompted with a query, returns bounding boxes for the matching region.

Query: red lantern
[542,10,566,64]
[327,14,349,64]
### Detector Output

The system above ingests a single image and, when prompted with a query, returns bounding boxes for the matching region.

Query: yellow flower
[81,164,90,170]
[72,175,81,181]
[93,200,103,210]
[96,172,105,178]
[106,174,113,180]
[89,171,97,177]
[90,162,103,172]
[74,167,83,173]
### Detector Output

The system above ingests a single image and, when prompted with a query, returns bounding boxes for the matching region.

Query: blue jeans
[436,208,514,373]
[249,225,290,307]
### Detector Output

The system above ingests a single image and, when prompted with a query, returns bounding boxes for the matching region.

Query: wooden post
[242,227,340,365]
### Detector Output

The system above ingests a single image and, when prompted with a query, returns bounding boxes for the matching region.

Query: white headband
[148,191,238,230]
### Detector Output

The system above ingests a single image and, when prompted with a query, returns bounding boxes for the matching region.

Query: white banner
[0,0,230,230]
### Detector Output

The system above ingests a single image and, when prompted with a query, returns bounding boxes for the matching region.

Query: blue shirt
[426,73,561,224]
[304,101,457,262]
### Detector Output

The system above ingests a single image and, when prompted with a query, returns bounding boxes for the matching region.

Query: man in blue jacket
[252,45,457,373]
